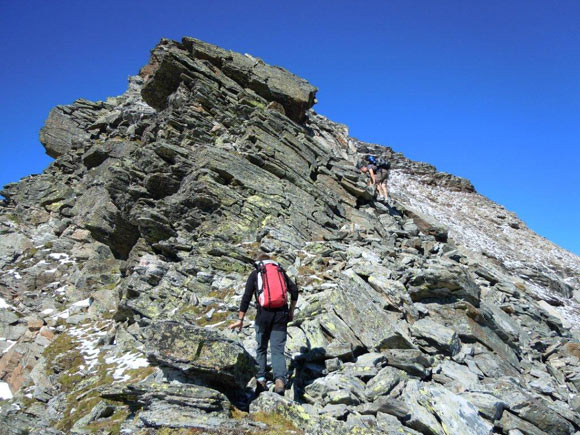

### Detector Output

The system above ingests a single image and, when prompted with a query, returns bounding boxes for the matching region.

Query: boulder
[511,397,575,435]
[499,410,549,435]
[417,384,493,434]
[383,349,432,379]
[145,321,256,390]
[250,392,344,433]
[357,396,411,419]
[39,106,91,158]
[376,412,422,435]
[304,372,367,406]
[398,380,444,434]
[404,209,448,242]
[365,366,404,401]
[407,263,480,306]
[410,317,460,355]
[460,391,507,421]
[432,359,480,392]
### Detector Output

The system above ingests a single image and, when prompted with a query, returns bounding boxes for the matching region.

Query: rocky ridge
[0,37,579,434]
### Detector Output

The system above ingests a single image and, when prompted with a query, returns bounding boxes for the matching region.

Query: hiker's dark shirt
[368,163,386,174]
[240,268,298,329]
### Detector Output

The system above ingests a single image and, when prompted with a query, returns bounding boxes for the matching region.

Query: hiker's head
[257,253,272,262]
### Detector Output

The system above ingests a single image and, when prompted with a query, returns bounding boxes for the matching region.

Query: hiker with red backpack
[229,253,299,395]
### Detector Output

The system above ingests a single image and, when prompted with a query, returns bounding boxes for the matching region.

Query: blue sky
[1,1,579,255]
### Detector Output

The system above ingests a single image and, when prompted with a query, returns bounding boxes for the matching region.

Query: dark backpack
[255,261,288,309]
[367,155,390,170]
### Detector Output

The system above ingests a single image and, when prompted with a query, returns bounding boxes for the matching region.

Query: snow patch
[0,298,14,310]
[2,340,16,354]
[68,324,110,372]
[105,352,149,383]
[5,270,21,280]
[53,309,70,320]
[48,252,74,265]
[0,382,12,400]
[72,298,91,308]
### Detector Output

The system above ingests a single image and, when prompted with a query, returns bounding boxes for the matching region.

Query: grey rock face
[1,36,579,434]
[407,262,481,306]
[39,104,92,158]
[410,317,460,355]
[145,321,256,390]
[304,372,367,406]
[365,366,404,401]
[417,384,493,434]
[142,37,317,124]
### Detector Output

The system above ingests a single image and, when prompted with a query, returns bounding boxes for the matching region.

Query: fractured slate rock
[250,392,344,434]
[410,317,460,355]
[144,321,256,390]
[365,366,404,401]
[407,262,480,306]
[383,349,432,379]
[357,396,411,419]
[432,359,480,392]
[460,391,507,421]
[304,372,367,406]
[416,384,493,435]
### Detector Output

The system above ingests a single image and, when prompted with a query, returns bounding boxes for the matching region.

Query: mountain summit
[1,37,579,434]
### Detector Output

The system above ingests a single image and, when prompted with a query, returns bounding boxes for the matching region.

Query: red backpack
[256,261,288,309]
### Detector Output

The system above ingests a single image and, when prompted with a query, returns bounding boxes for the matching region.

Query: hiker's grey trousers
[255,320,287,382]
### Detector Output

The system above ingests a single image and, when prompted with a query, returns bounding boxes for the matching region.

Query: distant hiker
[229,253,299,396]
[360,155,390,202]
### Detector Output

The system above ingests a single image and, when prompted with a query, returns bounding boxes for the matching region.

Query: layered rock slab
[145,321,256,390]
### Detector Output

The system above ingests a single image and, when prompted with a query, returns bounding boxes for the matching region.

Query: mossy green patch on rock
[85,407,129,434]
[251,411,303,434]
[43,332,82,377]
[177,303,232,326]
[207,287,235,299]
[54,360,153,432]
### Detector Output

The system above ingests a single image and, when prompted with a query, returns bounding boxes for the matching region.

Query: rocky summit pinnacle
[1,37,579,434]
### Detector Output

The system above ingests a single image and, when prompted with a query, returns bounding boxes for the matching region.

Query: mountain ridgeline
[1,37,579,434]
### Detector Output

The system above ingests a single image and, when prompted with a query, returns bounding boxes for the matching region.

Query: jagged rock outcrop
[1,37,579,434]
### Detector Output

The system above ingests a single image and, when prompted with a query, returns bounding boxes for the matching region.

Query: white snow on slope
[105,352,149,382]
[390,170,580,326]
[68,322,148,382]
[0,298,13,310]
[0,382,12,400]
[69,324,109,372]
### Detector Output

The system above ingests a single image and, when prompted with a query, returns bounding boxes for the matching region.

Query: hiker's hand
[229,320,243,332]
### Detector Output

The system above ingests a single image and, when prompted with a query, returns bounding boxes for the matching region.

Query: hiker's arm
[289,299,297,321]
[286,275,299,321]
[369,168,377,185]
[229,271,255,331]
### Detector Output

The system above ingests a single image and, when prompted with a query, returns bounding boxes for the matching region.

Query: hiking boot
[274,378,285,395]
[256,379,267,396]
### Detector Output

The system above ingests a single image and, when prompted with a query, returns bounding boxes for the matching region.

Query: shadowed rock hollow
[1,37,580,434]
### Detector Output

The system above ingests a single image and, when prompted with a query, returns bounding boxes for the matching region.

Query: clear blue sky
[1,1,579,255]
